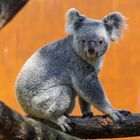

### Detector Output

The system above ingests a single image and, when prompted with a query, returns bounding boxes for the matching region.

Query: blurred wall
[0,0,140,139]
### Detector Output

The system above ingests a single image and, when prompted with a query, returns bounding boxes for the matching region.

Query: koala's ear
[65,8,86,33]
[103,12,127,42]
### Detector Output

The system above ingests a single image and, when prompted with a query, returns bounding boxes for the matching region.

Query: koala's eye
[98,39,104,45]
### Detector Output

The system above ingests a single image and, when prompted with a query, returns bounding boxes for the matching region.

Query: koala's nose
[87,40,97,54]
[88,40,96,47]
[87,47,95,54]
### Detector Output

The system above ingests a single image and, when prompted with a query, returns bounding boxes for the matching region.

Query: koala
[15,8,129,132]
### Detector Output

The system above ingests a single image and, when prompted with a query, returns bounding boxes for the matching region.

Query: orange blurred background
[0,0,140,140]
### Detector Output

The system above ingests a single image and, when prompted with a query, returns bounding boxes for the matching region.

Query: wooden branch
[0,101,140,139]
[0,101,81,140]
[0,0,28,28]
[69,115,140,139]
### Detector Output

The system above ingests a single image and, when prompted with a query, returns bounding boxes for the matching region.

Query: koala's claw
[82,112,93,118]
[118,110,131,116]
[110,110,126,123]
[67,121,76,127]
[57,116,73,132]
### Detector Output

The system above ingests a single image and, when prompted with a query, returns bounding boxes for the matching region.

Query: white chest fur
[87,56,104,73]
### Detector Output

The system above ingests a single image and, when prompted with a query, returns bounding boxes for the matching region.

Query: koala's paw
[56,116,75,132]
[109,109,126,123]
[82,112,93,118]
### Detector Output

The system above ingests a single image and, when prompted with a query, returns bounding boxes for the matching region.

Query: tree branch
[0,101,81,140]
[0,101,140,139]
[69,114,140,139]
[0,0,28,28]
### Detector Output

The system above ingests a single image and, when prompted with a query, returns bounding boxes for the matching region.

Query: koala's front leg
[78,96,93,118]
[73,72,127,123]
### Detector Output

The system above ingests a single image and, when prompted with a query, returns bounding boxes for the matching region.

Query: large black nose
[87,47,95,54]
[87,40,97,54]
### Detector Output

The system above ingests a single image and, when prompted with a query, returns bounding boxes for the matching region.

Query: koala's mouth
[86,49,98,58]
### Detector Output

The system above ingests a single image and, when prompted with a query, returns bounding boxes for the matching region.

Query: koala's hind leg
[78,96,93,118]
[30,86,74,132]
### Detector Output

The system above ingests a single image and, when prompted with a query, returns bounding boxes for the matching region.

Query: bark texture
[0,0,28,28]
[0,101,140,140]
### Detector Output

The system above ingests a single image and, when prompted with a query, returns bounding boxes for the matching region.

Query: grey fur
[15,8,127,132]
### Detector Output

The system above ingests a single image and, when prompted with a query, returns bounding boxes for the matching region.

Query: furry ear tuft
[103,12,127,41]
[65,8,86,33]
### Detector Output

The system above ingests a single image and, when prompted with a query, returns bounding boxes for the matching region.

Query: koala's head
[66,8,126,60]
